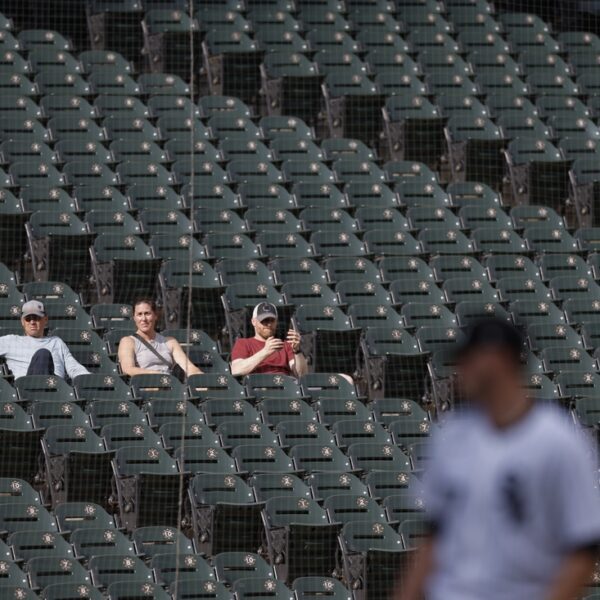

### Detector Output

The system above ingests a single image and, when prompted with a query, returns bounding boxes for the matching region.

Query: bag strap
[132,333,172,368]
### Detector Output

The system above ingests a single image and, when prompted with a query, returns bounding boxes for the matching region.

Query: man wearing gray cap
[0,300,89,380]
[230,302,308,377]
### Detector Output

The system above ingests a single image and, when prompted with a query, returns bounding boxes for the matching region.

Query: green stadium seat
[245,208,302,234]
[430,254,487,282]
[0,502,57,537]
[107,582,170,600]
[509,298,565,326]
[347,304,404,329]
[276,421,335,448]
[293,577,352,600]
[400,302,457,330]
[260,51,322,124]
[0,398,31,429]
[248,473,309,503]
[217,421,278,448]
[152,552,215,587]
[198,95,251,119]
[1,142,57,169]
[506,29,562,54]
[409,207,460,235]
[175,444,237,476]
[471,226,529,255]
[415,325,465,355]
[169,580,232,600]
[0,74,37,96]
[325,493,387,524]
[454,300,512,327]
[541,347,597,375]
[9,528,74,562]
[112,444,182,529]
[524,225,579,254]
[35,72,92,97]
[74,185,129,212]
[324,257,381,286]
[90,304,133,329]
[91,234,161,304]
[576,228,600,252]
[201,396,260,427]
[550,275,600,302]
[332,419,392,448]
[31,399,90,430]
[445,115,505,188]
[313,397,372,426]
[378,256,434,285]
[293,182,348,210]
[322,72,384,144]
[28,555,90,591]
[214,551,274,586]
[436,94,490,122]
[186,472,263,555]
[419,228,475,255]
[150,233,208,261]
[238,183,295,210]
[362,229,423,256]
[389,277,445,305]
[259,398,317,428]
[94,94,149,119]
[338,519,410,600]
[216,258,275,287]
[156,115,211,142]
[395,181,450,210]
[442,277,499,304]
[42,422,112,505]
[89,554,153,588]
[527,323,584,352]
[231,444,295,474]
[361,327,429,400]
[293,304,360,375]
[0,478,41,507]
[496,276,552,303]
[574,397,600,428]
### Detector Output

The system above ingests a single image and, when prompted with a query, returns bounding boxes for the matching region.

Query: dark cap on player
[456,318,525,364]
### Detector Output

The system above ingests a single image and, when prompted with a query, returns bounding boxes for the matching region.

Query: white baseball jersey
[424,404,600,600]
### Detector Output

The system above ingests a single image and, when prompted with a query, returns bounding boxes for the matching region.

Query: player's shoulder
[529,404,585,449]
[434,409,483,445]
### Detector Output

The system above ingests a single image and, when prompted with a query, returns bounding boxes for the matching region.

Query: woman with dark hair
[118,299,202,377]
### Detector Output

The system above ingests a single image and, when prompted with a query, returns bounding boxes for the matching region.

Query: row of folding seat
[0,479,408,600]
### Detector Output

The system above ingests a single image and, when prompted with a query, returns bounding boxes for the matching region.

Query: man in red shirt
[230,302,308,377]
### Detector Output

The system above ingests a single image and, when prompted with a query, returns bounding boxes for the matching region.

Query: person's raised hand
[263,336,284,356]
[286,329,301,353]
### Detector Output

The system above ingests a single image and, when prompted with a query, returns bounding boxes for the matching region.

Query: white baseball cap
[252,302,278,322]
[22,300,46,318]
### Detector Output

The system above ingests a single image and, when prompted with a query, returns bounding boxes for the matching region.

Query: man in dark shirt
[230,302,308,377]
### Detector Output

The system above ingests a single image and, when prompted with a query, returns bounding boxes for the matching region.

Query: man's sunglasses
[23,315,43,322]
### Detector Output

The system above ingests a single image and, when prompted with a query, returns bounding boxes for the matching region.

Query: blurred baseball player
[398,318,600,600]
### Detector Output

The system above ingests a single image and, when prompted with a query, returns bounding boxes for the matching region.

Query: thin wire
[174,2,197,594]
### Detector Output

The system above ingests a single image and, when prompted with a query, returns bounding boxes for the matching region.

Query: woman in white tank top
[117,299,203,378]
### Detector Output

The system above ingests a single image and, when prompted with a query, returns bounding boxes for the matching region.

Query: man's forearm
[292,352,308,377]
[547,549,597,600]
[395,538,435,600]
[231,351,268,376]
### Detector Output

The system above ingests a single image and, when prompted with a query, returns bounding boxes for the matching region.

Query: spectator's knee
[27,348,55,376]
[340,373,354,385]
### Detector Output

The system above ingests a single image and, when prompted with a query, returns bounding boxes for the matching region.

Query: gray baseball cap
[252,302,278,322]
[22,300,46,318]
